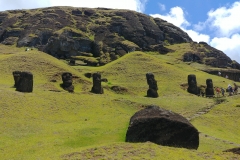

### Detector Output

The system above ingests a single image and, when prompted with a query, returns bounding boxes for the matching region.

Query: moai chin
[205,79,214,98]
[12,71,21,88]
[146,73,159,98]
[91,72,104,94]
[187,74,199,96]
[61,72,74,92]
[16,71,33,93]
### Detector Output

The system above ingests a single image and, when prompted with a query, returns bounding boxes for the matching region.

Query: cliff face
[0,7,191,65]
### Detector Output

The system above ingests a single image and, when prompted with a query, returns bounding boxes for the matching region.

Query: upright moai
[16,71,33,93]
[91,72,104,94]
[61,72,74,92]
[187,74,199,96]
[12,71,21,87]
[146,73,159,98]
[205,79,214,98]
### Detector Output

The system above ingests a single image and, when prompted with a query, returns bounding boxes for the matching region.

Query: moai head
[61,72,74,92]
[16,71,33,92]
[62,72,73,87]
[12,71,21,87]
[91,72,103,94]
[206,79,213,88]
[187,74,199,95]
[92,72,101,85]
[146,73,158,90]
[188,74,197,87]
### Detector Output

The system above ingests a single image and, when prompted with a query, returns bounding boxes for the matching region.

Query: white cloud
[0,0,50,11]
[0,0,148,12]
[150,6,209,43]
[150,6,190,28]
[207,1,240,37]
[210,34,240,63]
[185,30,210,43]
[158,3,166,11]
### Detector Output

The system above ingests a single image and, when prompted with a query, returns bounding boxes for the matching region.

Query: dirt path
[187,97,240,147]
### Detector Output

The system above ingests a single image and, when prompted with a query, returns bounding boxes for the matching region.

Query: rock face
[126,105,199,149]
[146,73,158,98]
[12,71,21,87]
[0,7,192,66]
[61,72,74,92]
[183,42,234,68]
[16,71,33,92]
[91,72,104,94]
[187,74,199,96]
[203,70,240,82]
[205,79,214,98]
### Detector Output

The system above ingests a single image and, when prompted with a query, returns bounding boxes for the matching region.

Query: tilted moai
[146,73,159,98]
[91,72,105,94]
[12,71,21,87]
[15,71,33,93]
[61,72,74,92]
[187,74,199,96]
[205,79,214,98]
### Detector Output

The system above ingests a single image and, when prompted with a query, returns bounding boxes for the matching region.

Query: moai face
[12,71,21,87]
[146,73,154,84]
[62,72,73,87]
[16,71,33,93]
[188,74,197,87]
[92,73,101,85]
[206,79,213,88]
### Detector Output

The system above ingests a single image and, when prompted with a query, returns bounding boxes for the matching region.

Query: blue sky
[0,0,240,63]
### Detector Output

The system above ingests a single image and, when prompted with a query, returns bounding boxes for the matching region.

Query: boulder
[126,105,199,149]
[16,71,33,92]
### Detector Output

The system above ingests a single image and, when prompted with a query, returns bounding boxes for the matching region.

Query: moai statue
[12,71,21,87]
[187,74,199,96]
[205,79,214,98]
[146,73,159,98]
[61,72,74,92]
[91,72,105,94]
[16,71,33,93]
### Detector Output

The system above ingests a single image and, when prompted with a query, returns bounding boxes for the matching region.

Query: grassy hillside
[0,44,240,159]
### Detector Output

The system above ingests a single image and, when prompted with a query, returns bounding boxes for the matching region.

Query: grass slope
[0,44,240,159]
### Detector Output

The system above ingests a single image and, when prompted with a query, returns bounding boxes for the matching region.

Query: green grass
[0,44,240,159]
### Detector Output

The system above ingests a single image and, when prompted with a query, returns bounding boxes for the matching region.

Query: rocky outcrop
[0,7,192,66]
[126,105,199,149]
[183,42,240,69]
[202,70,240,82]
